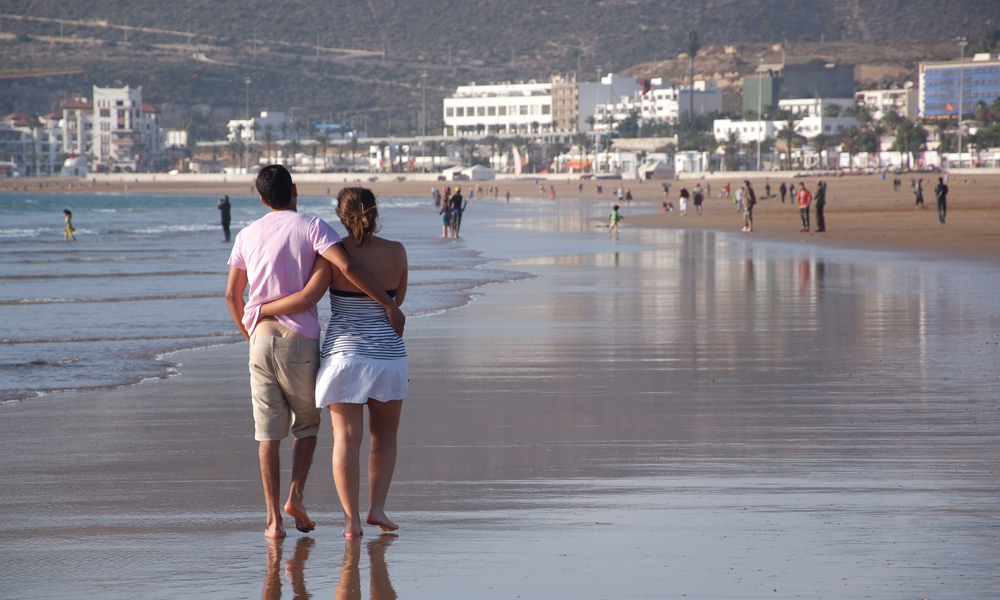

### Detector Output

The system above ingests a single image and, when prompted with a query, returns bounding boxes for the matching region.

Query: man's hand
[387,303,405,338]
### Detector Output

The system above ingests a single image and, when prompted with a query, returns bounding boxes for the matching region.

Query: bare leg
[259,441,286,539]
[284,435,317,533]
[330,404,365,537]
[367,400,403,531]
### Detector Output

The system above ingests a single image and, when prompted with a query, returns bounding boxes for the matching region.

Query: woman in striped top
[261,187,407,537]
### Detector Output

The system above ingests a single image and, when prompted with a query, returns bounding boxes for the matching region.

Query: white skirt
[315,354,408,407]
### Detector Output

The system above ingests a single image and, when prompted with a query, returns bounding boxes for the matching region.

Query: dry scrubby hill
[0,0,996,133]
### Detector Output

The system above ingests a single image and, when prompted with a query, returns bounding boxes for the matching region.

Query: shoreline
[7,172,998,262]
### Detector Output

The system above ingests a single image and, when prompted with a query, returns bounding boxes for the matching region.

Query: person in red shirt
[797,182,813,232]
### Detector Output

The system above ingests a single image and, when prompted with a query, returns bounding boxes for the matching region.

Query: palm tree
[840,127,860,171]
[308,142,319,172]
[261,125,275,163]
[871,121,889,169]
[315,132,330,171]
[722,130,742,171]
[685,30,700,123]
[573,132,594,172]
[776,113,803,170]
[226,140,244,168]
[547,140,566,171]
[285,139,303,167]
[809,134,834,169]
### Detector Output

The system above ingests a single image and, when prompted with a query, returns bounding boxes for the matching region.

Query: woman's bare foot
[367,509,398,532]
[284,498,316,533]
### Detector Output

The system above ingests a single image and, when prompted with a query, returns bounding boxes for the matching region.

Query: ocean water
[0,191,532,402]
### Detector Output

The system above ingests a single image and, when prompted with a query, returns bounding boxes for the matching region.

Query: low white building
[855,86,918,121]
[714,119,777,144]
[793,116,859,138]
[443,81,553,136]
[227,110,293,143]
[594,80,722,132]
[715,116,858,144]
[777,97,855,118]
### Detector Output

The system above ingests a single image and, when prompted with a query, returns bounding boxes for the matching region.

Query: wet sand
[1,205,998,597]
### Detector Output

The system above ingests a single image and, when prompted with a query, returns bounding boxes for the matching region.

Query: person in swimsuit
[63,209,77,242]
[261,187,408,538]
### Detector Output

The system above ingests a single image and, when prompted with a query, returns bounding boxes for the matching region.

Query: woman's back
[330,236,406,297]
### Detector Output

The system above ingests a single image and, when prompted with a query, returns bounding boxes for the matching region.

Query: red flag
[641,79,652,95]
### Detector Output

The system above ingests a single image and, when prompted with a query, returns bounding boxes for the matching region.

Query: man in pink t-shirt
[226,165,404,539]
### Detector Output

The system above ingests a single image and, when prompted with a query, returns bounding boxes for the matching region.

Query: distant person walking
[797,182,812,232]
[741,180,756,233]
[693,184,704,215]
[63,209,77,242]
[935,177,948,224]
[218,195,232,242]
[765,181,771,199]
[779,181,787,204]
[450,186,466,237]
[913,178,925,208]
[679,188,689,215]
[814,180,826,232]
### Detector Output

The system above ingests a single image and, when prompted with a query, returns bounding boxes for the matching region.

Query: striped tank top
[321,289,406,360]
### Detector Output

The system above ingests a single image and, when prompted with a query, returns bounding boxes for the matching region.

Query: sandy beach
[5,172,998,259]
[1,182,998,597]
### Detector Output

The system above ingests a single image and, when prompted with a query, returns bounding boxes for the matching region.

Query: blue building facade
[920,56,1000,118]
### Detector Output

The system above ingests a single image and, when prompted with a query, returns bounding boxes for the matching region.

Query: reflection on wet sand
[263,537,314,600]
[335,534,398,600]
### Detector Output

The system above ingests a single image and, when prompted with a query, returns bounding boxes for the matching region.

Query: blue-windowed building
[920,54,1000,118]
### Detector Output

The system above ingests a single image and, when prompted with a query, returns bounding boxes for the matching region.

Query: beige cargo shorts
[248,334,321,441]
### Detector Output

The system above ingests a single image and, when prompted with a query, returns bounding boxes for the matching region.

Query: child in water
[608,205,622,239]
[63,209,77,242]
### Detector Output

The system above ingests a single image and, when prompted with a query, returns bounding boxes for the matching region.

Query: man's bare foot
[284,499,316,533]
[343,522,364,538]
[367,510,398,532]
[265,522,287,539]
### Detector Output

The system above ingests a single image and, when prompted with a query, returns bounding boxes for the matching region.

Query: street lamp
[244,77,252,173]
[420,72,428,139]
[956,37,967,168]
[756,57,764,172]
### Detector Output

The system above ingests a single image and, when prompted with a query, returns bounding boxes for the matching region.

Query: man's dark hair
[256,165,294,209]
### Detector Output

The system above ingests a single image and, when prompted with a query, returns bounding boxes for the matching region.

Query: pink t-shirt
[228,210,341,338]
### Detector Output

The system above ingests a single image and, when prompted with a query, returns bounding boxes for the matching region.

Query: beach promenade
[0,181,998,598]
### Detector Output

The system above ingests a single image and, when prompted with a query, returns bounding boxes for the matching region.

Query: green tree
[776,113,803,170]
[685,30,700,123]
[722,130,742,171]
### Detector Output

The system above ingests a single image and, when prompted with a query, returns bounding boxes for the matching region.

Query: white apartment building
[92,86,164,171]
[443,81,553,136]
[441,73,648,136]
[713,119,777,144]
[227,110,293,143]
[855,85,918,121]
[577,73,643,132]
[594,80,722,132]
[715,115,859,144]
[60,99,93,157]
[776,97,855,118]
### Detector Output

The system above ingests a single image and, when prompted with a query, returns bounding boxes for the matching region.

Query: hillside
[1,1,997,137]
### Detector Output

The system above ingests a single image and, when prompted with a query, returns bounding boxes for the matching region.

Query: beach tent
[441,165,467,180]
[642,160,674,180]
[461,164,495,180]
